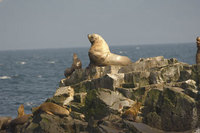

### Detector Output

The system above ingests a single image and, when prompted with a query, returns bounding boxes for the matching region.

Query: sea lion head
[88,34,104,45]
[72,53,82,69]
[197,37,200,43]
[73,53,78,59]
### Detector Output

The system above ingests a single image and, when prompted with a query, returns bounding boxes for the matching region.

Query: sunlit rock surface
[3,56,200,133]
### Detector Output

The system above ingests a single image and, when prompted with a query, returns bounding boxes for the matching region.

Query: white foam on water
[47,61,55,64]
[25,102,36,107]
[16,61,26,65]
[0,76,11,79]
[37,75,42,78]
[20,61,26,65]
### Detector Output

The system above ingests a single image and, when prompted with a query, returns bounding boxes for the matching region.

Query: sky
[0,0,200,50]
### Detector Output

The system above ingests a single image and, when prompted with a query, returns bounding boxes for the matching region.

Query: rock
[21,113,75,133]
[84,88,134,120]
[142,86,198,131]
[119,56,169,73]
[168,79,198,99]
[60,66,122,87]
[123,120,197,133]
[74,92,87,104]
[12,56,200,132]
[124,71,150,88]
[21,112,88,133]
[46,86,74,106]
[0,117,12,130]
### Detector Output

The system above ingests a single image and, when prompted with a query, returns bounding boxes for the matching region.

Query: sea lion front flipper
[45,111,54,115]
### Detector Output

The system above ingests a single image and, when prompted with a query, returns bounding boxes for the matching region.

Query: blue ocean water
[0,43,196,118]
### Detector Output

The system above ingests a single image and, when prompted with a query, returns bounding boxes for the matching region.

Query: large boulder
[142,86,197,131]
[84,88,134,120]
[15,56,200,132]
[21,113,87,133]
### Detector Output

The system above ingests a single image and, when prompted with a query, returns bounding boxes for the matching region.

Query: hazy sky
[0,0,200,50]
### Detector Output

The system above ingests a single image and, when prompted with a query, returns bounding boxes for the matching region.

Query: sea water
[0,43,196,118]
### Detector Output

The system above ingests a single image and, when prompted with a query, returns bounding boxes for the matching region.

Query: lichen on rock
[5,56,200,133]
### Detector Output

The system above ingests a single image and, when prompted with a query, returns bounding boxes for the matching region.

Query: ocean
[0,43,196,118]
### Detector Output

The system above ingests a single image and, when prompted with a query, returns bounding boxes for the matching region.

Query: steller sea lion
[122,102,142,122]
[10,114,32,126]
[87,34,132,67]
[9,104,32,131]
[32,102,70,117]
[196,36,200,64]
[17,104,25,118]
[64,53,82,78]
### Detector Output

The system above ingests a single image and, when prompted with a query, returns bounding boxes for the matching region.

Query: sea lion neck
[197,36,200,47]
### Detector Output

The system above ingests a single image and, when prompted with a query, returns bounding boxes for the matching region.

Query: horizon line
[0,42,195,52]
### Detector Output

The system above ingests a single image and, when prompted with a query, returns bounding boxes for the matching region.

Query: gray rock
[84,88,134,120]
[16,56,200,132]
[143,86,198,131]
[21,113,87,133]
[46,86,74,106]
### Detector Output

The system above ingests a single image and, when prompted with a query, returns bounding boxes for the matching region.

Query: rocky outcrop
[0,117,12,132]
[3,56,200,133]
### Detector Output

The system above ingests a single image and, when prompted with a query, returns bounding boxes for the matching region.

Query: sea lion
[9,104,32,131]
[122,102,142,122]
[87,34,132,67]
[10,114,32,126]
[17,104,25,118]
[196,36,200,64]
[64,53,82,78]
[32,102,70,117]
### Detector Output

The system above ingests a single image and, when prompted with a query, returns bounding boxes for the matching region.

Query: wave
[47,61,55,64]
[20,61,26,65]
[25,102,36,107]
[37,75,42,78]
[0,76,11,79]
[16,61,26,65]
[119,51,127,54]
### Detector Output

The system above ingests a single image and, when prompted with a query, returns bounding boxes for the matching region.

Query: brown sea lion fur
[64,53,82,78]
[122,102,142,121]
[196,36,200,64]
[32,102,70,117]
[87,34,132,67]
[197,36,200,46]
[17,104,25,118]
[10,114,32,126]
[10,104,32,126]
